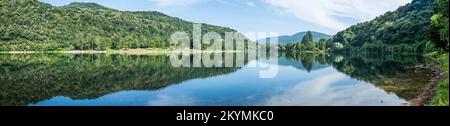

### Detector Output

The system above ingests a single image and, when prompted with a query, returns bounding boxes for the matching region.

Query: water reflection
[263,71,408,106]
[0,52,432,106]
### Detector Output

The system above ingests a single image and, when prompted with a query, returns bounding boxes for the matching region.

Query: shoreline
[409,53,448,106]
[409,64,445,106]
[1,49,246,55]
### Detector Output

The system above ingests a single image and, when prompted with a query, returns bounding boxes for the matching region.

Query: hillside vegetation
[0,0,236,51]
[332,0,448,54]
[331,0,448,105]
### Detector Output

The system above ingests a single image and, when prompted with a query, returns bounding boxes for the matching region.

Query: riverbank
[428,53,449,106]
[413,52,449,106]
[0,48,245,55]
[409,63,445,106]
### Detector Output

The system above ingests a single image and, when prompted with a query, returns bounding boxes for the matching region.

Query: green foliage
[429,53,449,106]
[429,0,449,51]
[317,38,327,50]
[280,31,329,52]
[333,42,344,49]
[301,31,315,50]
[333,0,437,53]
[0,0,236,51]
[301,31,313,43]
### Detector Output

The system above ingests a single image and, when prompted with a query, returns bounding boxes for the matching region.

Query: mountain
[259,31,332,45]
[0,0,238,51]
[332,0,443,53]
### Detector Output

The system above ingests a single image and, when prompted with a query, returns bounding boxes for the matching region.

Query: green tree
[302,31,315,50]
[326,39,334,50]
[317,38,327,50]
[430,0,449,51]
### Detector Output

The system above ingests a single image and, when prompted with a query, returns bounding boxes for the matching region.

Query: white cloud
[247,2,256,7]
[265,0,412,31]
[149,0,202,7]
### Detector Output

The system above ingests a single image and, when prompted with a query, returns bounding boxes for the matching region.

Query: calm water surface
[0,53,432,106]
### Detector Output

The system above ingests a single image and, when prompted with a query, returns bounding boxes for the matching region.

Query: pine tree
[301,31,315,50]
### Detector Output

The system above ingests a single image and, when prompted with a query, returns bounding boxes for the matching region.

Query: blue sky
[39,0,411,36]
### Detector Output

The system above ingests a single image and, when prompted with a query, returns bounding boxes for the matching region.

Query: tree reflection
[281,52,432,101]
[0,52,434,105]
[0,54,242,106]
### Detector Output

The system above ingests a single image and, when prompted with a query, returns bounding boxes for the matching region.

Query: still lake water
[0,53,432,106]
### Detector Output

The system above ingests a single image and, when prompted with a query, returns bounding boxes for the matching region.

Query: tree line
[278,31,343,52]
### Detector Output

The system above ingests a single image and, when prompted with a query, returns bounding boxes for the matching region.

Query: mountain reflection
[0,52,432,106]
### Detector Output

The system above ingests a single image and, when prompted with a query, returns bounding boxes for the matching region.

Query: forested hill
[0,0,237,51]
[333,0,448,53]
[260,31,331,45]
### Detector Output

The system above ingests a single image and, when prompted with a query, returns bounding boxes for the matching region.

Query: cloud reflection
[263,72,408,106]
[147,94,198,106]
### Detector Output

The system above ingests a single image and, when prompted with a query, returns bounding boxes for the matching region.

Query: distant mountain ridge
[259,31,332,45]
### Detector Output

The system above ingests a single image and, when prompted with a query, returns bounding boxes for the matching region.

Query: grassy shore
[428,52,449,106]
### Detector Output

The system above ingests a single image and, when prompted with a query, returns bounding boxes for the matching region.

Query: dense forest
[332,0,448,54]
[277,0,448,55]
[0,0,239,51]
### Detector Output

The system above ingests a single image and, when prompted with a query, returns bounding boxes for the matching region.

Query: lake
[0,52,433,106]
